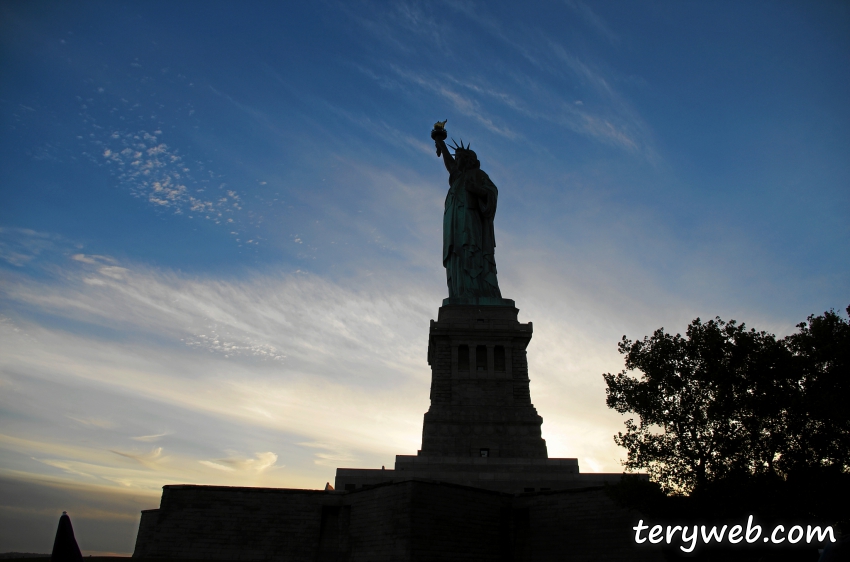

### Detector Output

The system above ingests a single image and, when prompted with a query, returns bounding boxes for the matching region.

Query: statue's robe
[443,167,502,300]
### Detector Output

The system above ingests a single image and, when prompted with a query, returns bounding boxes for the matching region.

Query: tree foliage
[603,306,849,494]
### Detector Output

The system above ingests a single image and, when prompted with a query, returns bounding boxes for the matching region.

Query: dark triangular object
[51,512,83,562]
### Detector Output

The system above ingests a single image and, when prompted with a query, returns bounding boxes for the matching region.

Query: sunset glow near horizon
[1,0,848,555]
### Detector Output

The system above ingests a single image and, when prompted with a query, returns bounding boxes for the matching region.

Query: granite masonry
[132,304,657,561]
[334,304,629,494]
[133,480,662,561]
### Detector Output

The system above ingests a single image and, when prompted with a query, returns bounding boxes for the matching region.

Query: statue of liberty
[431,121,510,306]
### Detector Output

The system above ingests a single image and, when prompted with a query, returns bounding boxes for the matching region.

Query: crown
[449,138,472,152]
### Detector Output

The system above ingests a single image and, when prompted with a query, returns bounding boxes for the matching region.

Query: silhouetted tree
[603,306,849,494]
[781,307,850,474]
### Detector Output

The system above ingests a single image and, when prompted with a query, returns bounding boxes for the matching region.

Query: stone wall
[133,486,327,560]
[516,487,664,561]
[133,480,664,562]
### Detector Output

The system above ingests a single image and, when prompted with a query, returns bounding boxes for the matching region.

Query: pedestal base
[442,296,516,306]
[334,455,635,494]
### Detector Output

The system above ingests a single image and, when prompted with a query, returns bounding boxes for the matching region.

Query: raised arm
[435,138,456,174]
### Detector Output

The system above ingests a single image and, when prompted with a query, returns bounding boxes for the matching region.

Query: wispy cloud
[0,471,157,519]
[376,0,656,156]
[323,103,436,155]
[392,1,452,55]
[542,37,651,138]
[37,459,98,479]
[0,252,437,477]
[110,447,165,469]
[440,0,544,69]
[563,0,620,44]
[338,0,457,58]
[132,432,171,442]
[71,254,116,265]
[67,416,116,429]
[389,66,519,138]
[296,441,358,467]
[0,228,61,267]
[438,69,649,155]
[199,452,279,473]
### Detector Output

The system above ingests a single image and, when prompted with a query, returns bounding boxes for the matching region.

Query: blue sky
[1,0,848,555]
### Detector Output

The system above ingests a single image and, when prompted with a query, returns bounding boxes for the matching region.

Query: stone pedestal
[421,304,547,459]
[334,303,635,494]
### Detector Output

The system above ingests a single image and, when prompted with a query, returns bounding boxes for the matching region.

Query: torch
[431,119,447,157]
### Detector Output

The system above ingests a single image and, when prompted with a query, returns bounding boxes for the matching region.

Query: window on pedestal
[494,346,506,371]
[476,345,487,371]
[457,345,469,371]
